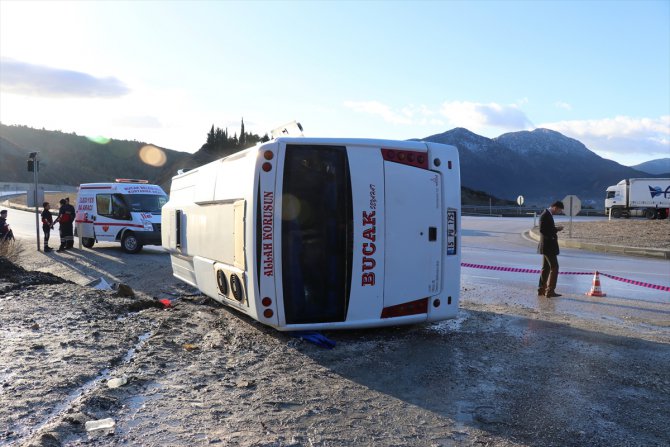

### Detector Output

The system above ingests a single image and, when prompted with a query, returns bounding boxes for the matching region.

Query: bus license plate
[447,208,457,255]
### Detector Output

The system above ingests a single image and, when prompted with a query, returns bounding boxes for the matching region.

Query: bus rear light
[380,298,429,319]
[381,149,428,169]
[263,309,274,319]
[263,151,274,160]
[262,297,272,307]
[262,162,272,172]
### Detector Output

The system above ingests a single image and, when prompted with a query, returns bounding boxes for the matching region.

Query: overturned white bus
[162,137,461,331]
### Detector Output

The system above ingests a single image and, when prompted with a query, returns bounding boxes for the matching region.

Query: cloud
[439,101,534,130]
[554,101,572,111]
[343,100,413,125]
[540,115,670,162]
[343,99,532,133]
[0,58,130,98]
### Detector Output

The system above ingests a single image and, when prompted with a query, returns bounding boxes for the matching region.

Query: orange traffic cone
[586,271,606,297]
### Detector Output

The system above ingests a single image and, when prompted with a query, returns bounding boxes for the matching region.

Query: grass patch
[0,238,24,264]
[7,193,75,208]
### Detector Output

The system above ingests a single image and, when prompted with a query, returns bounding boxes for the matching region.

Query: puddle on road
[426,313,469,334]
[122,331,152,363]
[7,331,154,445]
[117,381,167,434]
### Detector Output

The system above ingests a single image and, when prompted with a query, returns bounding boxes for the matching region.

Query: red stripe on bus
[380,298,429,319]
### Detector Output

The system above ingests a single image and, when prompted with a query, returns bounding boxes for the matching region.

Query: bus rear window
[281,145,352,324]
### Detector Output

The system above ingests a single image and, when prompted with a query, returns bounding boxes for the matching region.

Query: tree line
[201,119,270,156]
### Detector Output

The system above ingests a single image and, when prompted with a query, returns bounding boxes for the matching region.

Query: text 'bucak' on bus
[162,137,461,331]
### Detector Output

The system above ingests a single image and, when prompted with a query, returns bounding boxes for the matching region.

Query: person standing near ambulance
[54,198,76,252]
[0,209,14,242]
[41,202,54,252]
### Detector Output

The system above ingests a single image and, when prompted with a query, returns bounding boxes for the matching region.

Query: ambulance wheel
[121,232,142,254]
[82,238,95,248]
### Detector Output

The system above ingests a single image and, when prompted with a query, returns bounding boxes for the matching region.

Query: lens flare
[86,135,111,145]
[282,194,301,221]
[139,145,167,167]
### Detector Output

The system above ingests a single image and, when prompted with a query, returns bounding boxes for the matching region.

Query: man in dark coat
[54,198,76,252]
[537,200,564,298]
[41,202,54,251]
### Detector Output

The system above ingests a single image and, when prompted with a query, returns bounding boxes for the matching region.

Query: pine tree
[239,118,246,148]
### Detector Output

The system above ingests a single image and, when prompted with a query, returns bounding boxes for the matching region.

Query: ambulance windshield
[123,194,168,213]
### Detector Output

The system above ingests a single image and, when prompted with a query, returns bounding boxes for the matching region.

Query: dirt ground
[563,219,670,249]
[1,221,669,447]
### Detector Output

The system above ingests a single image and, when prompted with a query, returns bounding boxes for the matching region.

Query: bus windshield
[281,145,353,324]
[123,194,168,213]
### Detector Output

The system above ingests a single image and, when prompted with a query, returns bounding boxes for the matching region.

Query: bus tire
[82,238,95,248]
[645,209,656,220]
[121,232,143,254]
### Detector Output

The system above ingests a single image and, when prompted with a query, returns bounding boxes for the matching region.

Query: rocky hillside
[423,128,653,204]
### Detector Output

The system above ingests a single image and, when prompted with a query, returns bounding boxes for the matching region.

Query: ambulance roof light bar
[115,179,149,184]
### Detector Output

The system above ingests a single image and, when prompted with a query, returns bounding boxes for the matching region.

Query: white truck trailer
[605,178,670,219]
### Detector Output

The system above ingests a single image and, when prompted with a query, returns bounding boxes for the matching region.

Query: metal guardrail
[0,182,78,193]
[461,205,605,217]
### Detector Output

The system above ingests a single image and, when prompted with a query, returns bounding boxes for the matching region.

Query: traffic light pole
[28,152,40,251]
[34,165,40,251]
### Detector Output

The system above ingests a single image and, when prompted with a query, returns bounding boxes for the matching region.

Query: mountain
[0,123,191,189]
[3,122,659,206]
[630,158,670,175]
[422,127,654,204]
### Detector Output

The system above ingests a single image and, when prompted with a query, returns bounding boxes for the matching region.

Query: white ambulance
[75,179,168,253]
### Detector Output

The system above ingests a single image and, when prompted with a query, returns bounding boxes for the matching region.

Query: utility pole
[28,152,40,251]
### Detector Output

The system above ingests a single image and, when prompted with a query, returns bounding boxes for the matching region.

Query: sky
[0,0,668,167]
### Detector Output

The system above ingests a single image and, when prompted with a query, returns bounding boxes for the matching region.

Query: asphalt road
[5,206,670,305]
[6,205,669,336]
[2,207,670,446]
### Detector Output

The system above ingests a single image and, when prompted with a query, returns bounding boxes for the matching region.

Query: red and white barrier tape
[461,263,670,292]
[599,272,670,292]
